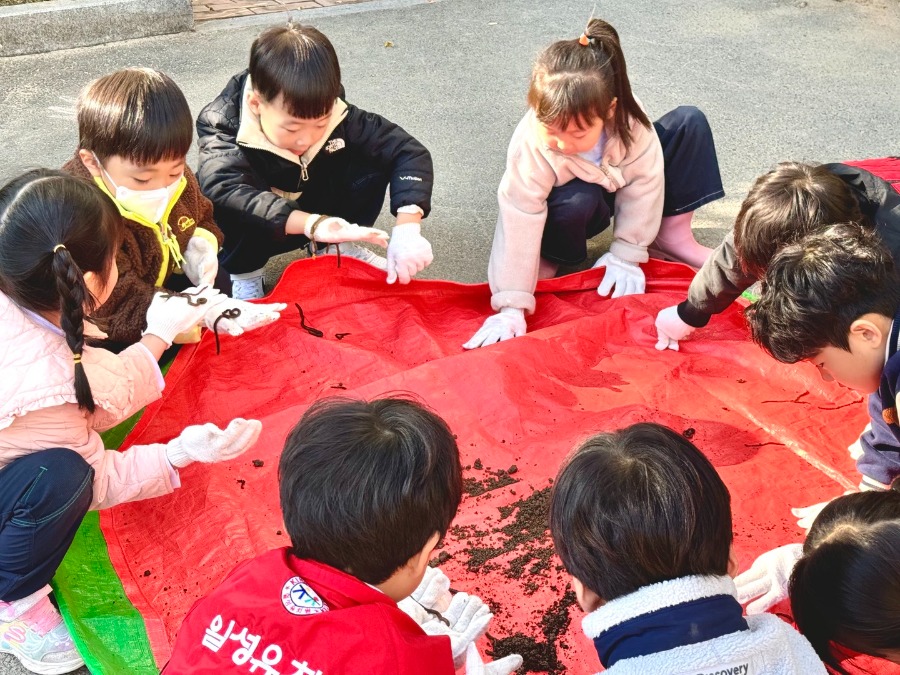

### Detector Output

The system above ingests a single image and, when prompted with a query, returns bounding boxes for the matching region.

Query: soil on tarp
[487,588,578,674]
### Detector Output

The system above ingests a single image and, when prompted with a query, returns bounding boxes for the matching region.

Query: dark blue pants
[0,449,94,602]
[220,163,390,275]
[541,106,725,265]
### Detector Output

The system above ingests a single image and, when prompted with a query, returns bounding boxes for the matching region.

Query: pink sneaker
[0,590,84,674]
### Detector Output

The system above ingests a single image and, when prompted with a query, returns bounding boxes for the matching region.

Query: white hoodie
[581,575,826,675]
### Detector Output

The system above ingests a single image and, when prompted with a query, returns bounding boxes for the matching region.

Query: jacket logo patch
[177,216,195,232]
[325,138,346,153]
[281,576,329,616]
[693,663,750,675]
[399,175,423,182]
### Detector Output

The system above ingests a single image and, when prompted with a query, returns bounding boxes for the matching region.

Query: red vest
[163,548,455,675]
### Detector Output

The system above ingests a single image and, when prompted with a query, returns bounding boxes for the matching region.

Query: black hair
[278,396,463,584]
[733,162,865,278]
[249,23,341,119]
[549,423,732,602]
[527,18,651,148]
[745,222,900,363]
[0,170,123,412]
[790,490,900,672]
[77,68,193,165]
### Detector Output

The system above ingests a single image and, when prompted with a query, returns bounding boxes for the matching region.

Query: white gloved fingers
[597,267,615,296]
[463,326,495,350]
[610,275,630,299]
[483,653,524,675]
[216,418,263,462]
[655,336,679,351]
[360,227,391,247]
[396,260,414,285]
[734,574,770,605]
[745,591,780,616]
[396,596,432,626]
[412,567,452,610]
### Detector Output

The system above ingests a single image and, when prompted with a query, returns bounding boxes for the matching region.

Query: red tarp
[98,253,900,673]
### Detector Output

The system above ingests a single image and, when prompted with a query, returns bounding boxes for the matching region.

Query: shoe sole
[0,646,85,675]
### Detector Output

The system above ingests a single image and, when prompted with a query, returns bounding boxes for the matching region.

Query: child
[746,223,900,490]
[549,422,825,673]
[64,67,285,346]
[736,489,900,673]
[0,170,262,674]
[197,23,435,300]
[655,160,900,351]
[465,17,724,349]
[164,397,520,674]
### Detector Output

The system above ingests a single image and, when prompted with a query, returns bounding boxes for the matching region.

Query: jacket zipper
[300,159,309,183]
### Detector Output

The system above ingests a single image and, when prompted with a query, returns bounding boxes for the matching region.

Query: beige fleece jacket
[489,109,665,313]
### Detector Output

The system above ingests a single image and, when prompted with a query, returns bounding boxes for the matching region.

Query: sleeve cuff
[609,239,649,264]
[192,228,221,252]
[397,205,425,216]
[677,301,713,328]
[491,290,536,315]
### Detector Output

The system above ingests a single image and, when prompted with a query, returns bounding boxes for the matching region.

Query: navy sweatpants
[540,106,725,265]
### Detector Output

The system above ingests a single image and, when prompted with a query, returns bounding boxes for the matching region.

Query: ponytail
[51,246,95,413]
[0,169,122,414]
[528,18,651,148]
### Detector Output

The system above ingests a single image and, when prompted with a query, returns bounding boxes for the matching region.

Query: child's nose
[819,368,834,383]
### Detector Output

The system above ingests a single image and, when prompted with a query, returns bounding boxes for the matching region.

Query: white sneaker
[0,589,84,674]
[337,243,388,271]
[230,270,265,300]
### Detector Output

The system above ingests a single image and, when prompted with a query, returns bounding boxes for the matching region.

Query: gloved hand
[464,643,523,675]
[792,491,855,531]
[202,298,287,337]
[143,286,224,346]
[419,592,493,668]
[410,566,452,613]
[181,235,219,287]
[594,252,645,298]
[463,308,526,350]
[165,418,262,468]
[387,222,434,284]
[654,305,695,351]
[734,543,803,614]
[304,213,390,247]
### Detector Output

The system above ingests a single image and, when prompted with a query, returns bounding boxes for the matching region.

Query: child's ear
[572,576,603,612]
[606,97,618,121]
[849,315,886,348]
[727,543,739,578]
[408,532,441,575]
[78,149,102,178]
[247,90,263,116]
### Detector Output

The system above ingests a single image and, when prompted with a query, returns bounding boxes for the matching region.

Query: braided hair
[0,169,122,412]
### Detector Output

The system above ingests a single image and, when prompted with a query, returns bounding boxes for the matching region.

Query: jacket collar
[236,76,348,168]
[286,552,396,611]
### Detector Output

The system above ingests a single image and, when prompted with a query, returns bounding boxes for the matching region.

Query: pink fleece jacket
[0,291,177,509]
[489,108,665,313]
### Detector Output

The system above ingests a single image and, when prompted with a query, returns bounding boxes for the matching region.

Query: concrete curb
[195,0,447,32]
[0,0,194,57]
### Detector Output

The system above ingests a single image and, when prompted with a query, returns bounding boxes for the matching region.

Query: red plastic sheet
[101,256,895,674]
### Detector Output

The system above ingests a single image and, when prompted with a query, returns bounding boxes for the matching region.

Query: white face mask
[95,155,182,224]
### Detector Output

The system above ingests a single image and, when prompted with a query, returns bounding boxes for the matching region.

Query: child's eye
[133,178,150,185]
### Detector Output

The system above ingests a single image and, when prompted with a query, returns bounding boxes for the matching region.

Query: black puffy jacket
[196,70,433,241]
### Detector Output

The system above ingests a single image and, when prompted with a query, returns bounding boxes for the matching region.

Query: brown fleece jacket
[63,155,224,345]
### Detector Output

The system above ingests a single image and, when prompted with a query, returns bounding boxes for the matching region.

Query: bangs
[78,69,193,165]
[250,25,341,120]
[527,71,610,130]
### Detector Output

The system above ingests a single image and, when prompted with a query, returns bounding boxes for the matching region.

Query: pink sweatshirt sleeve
[90,342,165,432]
[489,116,558,314]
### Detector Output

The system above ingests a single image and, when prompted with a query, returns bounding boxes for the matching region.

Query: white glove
[464,643,523,675]
[165,418,262,468]
[463,308,526,350]
[849,424,870,460]
[419,592,493,668]
[734,543,803,614]
[594,252,645,298]
[387,222,434,284]
[654,305,695,351]
[143,286,224,346]
[792,491,855,531]
[304,213,390,247]
[411,566,452,613]
[203,298,287,337]
[181,235,219,287]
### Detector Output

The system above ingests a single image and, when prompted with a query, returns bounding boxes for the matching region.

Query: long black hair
[0,169,123,412]
[790,489,900,672]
